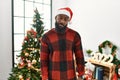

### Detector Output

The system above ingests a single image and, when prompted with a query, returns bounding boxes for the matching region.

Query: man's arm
[74,32,85,77]
[40,35,49,80]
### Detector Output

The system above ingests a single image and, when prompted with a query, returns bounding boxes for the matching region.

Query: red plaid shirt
[40,27,85,80]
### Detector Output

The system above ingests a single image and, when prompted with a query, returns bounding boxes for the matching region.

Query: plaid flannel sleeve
[40,35,49,80]
[74,32,85,76]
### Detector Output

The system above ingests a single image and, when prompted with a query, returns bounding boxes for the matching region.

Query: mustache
[55,22,65,27]
[58,23,64,26]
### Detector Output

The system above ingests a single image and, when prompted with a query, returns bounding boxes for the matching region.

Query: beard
[55,22,67,33]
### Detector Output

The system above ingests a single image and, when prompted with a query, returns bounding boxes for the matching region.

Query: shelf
[88,58,116,80]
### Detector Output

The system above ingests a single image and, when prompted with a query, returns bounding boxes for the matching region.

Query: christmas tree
[8,8,45,80]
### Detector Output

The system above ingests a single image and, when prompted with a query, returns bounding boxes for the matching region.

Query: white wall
[0,0,12,79]
[52,0,120,58]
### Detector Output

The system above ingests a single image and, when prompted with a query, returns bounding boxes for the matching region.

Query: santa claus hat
[56,7,73,21]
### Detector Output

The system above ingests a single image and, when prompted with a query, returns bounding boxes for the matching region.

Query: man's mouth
[58,23,64,27]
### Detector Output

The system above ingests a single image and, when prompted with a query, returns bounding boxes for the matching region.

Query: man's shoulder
[67,27,78,34]
[44,28,55,36]
[67,27,81,37]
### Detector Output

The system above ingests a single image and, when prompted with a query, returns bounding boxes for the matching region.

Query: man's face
[55,14,70,27]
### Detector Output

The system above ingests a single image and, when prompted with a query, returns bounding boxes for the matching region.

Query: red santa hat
[56,7,73,21]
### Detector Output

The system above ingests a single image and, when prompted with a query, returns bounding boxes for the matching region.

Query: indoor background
[0,0,120,79]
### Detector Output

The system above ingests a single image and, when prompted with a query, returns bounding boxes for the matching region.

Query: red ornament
[112,73,118,80]
[24,36,29,41]
[21,57,25,60]
[20,62,24,66]
[18,62,25,68]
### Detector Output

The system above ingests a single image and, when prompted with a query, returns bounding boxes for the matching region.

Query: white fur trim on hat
[56,9,70,18]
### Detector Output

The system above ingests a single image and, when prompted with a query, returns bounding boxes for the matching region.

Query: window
[12,0,52,66]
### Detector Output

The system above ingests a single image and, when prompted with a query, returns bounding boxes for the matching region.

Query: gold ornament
[32,59,37,64]
[25,53,29,57]
[19,75,23,79]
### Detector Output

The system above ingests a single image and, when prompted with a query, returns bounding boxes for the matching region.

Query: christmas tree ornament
[19,62,24,66]
[19,75,23,79]
[30,45,33,47]
[118,68,120,77]
[24,40,27,43]
[34,49,37,52]
[29,39,32,41]
[24,36,29,41]
[21,57,25,60]
[32,59,37,64]
[34,38,37,42]
[37,20,39,22]
[20,78,24,80]
[33,18,36,22]
[18,63,24,68]
[25,53,29,57]
[26,78,30,80]
[112,73,118,80]
[27,60,31,63]
[28,62,32,68]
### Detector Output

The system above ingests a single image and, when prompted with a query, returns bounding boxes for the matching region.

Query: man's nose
[60,19,66,24]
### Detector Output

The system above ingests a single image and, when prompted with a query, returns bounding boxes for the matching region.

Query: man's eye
[64,18,68,21]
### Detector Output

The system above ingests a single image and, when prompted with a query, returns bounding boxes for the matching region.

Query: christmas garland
[98,40,120,76]
[98,40,117,56]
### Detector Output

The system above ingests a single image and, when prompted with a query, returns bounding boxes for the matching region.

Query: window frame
[12,0,52,67]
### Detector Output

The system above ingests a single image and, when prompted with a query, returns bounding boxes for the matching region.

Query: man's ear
[68,19,72,24]
[68,18,70,22]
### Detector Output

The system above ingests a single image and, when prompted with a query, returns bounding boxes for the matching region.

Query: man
[40,7,85,80]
